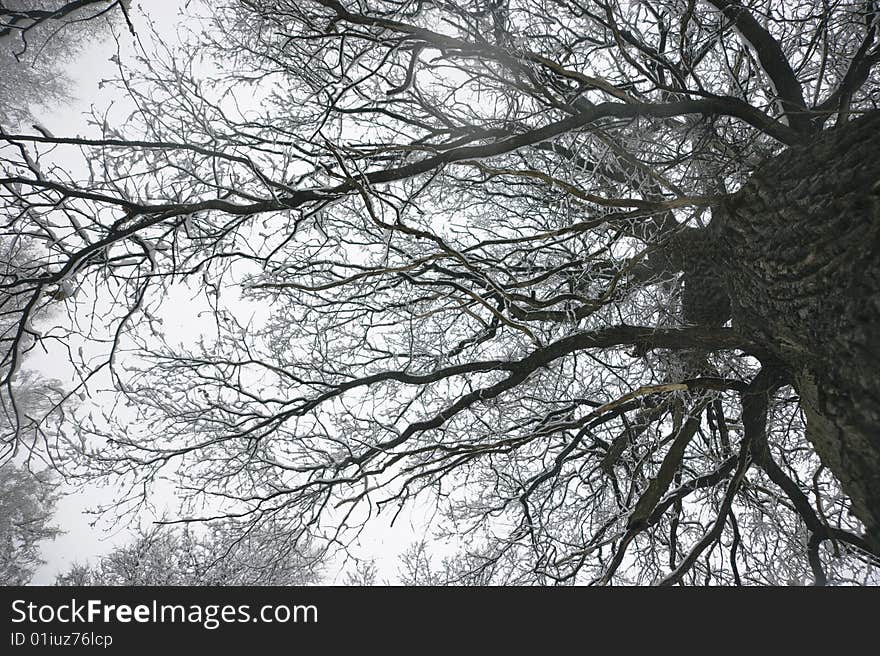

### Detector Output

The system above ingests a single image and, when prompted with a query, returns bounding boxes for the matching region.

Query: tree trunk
[713,110,880,550]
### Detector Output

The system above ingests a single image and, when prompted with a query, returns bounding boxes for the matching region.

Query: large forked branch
[656,365,784,586]
[705,0,810,133]
[312,0,800,144]
[593,366,781,585]
[626,404,709,530]
[311,0,804,142]
[328,325,753,469]
[0,90,799,220]
[813,5,880,127]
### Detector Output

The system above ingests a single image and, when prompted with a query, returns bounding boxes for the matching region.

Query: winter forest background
[1,0,879,586]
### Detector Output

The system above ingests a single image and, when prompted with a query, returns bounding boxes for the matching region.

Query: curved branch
[704,0,809,133]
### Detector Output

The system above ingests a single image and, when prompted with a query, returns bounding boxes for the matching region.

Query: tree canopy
[1,0,879,585]
[0,461,60,584]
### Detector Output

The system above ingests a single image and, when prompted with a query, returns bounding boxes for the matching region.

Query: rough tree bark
[710,110,880,550]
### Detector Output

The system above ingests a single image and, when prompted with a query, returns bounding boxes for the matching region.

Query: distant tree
[343,559,380,586]
[0,461,60,584]
[54,521,322,586]
[397,542,524,586]
[0,235,72,460]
